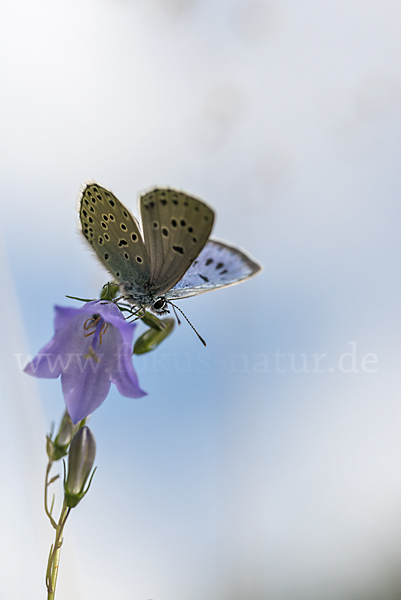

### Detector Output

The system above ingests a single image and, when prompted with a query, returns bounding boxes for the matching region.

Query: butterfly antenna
[168,302,206,346]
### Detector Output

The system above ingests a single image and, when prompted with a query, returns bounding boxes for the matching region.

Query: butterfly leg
[126,306,146,323]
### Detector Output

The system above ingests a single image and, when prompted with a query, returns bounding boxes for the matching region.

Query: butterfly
[79,182,262,322]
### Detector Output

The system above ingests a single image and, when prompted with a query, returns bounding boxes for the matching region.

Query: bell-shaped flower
[24,301,146,423]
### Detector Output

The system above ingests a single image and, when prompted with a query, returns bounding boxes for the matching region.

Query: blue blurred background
[2,0,401,598]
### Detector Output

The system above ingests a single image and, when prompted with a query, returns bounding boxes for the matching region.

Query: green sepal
[64,467,97,508]
[65,295,95,303]
[133,318,175,354]
[47,435,70,462]
[100,282,120,301]
[65,281,119,305]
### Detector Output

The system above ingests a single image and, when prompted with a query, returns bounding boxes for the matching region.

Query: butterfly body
[79,182,261,314]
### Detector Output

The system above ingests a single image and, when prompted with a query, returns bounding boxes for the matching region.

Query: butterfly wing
[139,188,215,294]
[165,239,262,300]
[79,182,151,293]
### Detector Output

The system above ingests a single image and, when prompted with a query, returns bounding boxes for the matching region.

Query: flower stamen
[83,316,109,346]
[83,329,96,338]
[98,322,109,345]
[83,316,101,332]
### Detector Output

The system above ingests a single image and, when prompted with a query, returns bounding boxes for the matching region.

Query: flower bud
[100,282,120,301]
[64,426,96,508]
[141,311,167,331]
[134,318,175,354]
[47,411,78,461]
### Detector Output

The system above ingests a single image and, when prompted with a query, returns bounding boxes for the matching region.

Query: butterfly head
[118,279,168,314]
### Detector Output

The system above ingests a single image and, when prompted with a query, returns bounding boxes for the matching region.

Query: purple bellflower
[24,301,146,423]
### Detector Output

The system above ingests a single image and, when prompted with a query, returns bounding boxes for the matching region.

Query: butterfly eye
[153,298,167,312]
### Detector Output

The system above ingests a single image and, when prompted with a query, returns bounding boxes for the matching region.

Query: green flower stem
[44,460,58,530]
[46,501,71,600]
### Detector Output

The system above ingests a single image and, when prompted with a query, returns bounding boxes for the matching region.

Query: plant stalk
[46,502,70,600]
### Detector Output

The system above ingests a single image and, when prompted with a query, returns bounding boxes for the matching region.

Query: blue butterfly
[79,182,262,323]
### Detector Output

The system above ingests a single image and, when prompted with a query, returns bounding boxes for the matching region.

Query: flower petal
[61,352,112,424]
[111,339,147,398]
[53,305,85,332]
[24,328,72,378]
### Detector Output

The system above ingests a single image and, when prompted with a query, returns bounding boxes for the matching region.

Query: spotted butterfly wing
[140,188,215,294]
[79,182,150,293]
[165,239,261,300]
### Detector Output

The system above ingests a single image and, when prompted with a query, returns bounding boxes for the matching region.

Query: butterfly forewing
[79,183,150,290]
[165,239,262,300]
[140,188,215,294]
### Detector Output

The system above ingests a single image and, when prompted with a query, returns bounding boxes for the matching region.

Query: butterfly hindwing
[165,239,262,300]
[79,182,150,291]
[140,188,215,294]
